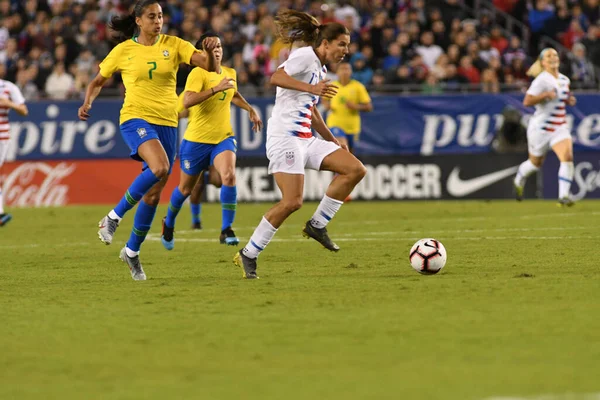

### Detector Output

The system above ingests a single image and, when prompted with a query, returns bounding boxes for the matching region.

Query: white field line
[171,226,591,237]
[484,393,600,400]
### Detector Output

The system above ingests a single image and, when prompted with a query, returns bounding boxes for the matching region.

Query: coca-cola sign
[3,162,75,207]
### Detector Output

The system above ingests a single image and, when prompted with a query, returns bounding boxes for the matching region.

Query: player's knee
[351,161,367,182]
[282,197,303,214]
[150,163,170,179]
[220,168,236,186]
[142,191,161,206]
[179,184,193,197]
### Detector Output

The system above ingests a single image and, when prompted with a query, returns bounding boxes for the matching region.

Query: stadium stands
[0,0,599,99]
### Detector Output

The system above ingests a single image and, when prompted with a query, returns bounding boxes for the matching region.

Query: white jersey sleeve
[282,47,315,76]
[6,81,25,105]
[526,73,551,96]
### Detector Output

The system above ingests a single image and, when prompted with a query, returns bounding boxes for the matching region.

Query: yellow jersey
[326,79,371,135]
[99,34,198,127]
[183,66,237,144]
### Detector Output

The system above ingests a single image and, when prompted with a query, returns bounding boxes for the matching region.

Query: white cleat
[98,215,119,245]
[119,247,147,281]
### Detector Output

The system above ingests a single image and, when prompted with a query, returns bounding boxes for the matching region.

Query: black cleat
[161,217,175,250]
[302,220,340,252]
[191,221,202,230]
[220,227,239,246]
[0,213,12,226]
[233,250,259,279]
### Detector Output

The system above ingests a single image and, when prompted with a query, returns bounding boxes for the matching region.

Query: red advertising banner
[0,160,183,207]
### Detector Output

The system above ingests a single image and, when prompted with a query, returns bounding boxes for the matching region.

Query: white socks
[242,217,278,259]
[125,247,139,257]
[0,189,4,214]
[514,160,539,188]
[108,209,122,222]
[309,195,343,229]
[558,161,574,199]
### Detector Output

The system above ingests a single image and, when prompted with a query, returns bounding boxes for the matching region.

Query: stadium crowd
[0,0,599,100]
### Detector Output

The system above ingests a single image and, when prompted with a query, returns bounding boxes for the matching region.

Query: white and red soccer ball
[409,238,447,275]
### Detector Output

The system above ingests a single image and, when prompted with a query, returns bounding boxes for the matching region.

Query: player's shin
[558,161,574,199]
[126,201,157,256]
[165,187,188,229]
[310,195,343,229]
[220,185,237,231]
[112,169,160,220]
[242,217,278,259]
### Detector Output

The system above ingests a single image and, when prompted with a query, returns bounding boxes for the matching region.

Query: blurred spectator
[481,68,500,92]
[490,26,509,54]
[458,55,481,83]
[422,73,443,94]
[416,31,443,68]
[567,42,596,86]
[351,53,373,86]
[45,62,74,100]
[382,42,401,71]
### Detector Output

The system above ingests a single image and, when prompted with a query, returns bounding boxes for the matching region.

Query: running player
[514,48,577,206]
[161,33,263,250]
[78,0,218,280]
[323,60,372,153]
[0,71,28,226]
[233,10,367,279]
[176,91,221,230]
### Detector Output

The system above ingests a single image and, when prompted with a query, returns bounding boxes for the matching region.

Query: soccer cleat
[557,197,575,207]
[119,247,147,281]
[191,221,202,230]
[220,227,240,246]
[0,213,12,226]
[233,250,259,279]
[161,217,175,250]
[302,220,340,252]
[98,215,119,245]
[514,182,524,202]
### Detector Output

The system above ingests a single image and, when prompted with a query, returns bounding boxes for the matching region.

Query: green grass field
[1,200,599,400]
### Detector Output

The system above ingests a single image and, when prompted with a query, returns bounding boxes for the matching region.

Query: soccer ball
[409,238,447,275]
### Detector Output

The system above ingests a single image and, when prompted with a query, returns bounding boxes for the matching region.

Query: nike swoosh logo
[447,165,519,197]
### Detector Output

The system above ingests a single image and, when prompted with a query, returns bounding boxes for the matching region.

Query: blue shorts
[330,127,357,149]
[179,136,237,176]
[121,119,178,174]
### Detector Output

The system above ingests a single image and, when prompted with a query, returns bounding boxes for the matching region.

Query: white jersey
[267,46,327,139]
[526,71,570,133]
[0,79,25,141]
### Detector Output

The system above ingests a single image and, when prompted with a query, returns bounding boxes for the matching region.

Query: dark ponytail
[109,0,159,43]
[275,9,349,47]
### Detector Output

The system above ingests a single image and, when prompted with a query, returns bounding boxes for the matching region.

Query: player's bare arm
[232,91,263,132]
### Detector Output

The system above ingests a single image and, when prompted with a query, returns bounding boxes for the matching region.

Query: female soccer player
[323,60,373,154]
[161,33,263,249]
[0,74,28,226]
[233,10,367,279]
[78,0,217,280]
[513,48,577,206]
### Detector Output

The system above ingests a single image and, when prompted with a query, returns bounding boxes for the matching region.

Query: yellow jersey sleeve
[176,37,198,65]
[184,67,210,93]
[357,83,372,104]
[99,44,123,78]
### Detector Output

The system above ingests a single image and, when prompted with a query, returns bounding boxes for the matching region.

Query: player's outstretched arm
[232,92,263,132]
[270,69,338,98]
[78,73,109,121]
[189,37,219,72]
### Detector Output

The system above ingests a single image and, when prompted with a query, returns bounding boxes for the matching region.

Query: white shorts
[266,135,340,175]
[0,140,9,167]
[527,126,572,157]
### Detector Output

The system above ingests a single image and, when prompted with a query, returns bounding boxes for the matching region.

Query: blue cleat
[161,217,175,250]
[220,227,239,246]
[0,213,12,226]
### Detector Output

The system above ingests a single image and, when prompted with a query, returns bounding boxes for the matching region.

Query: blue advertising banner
[7,95,600,161]
[543,152,600,200]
